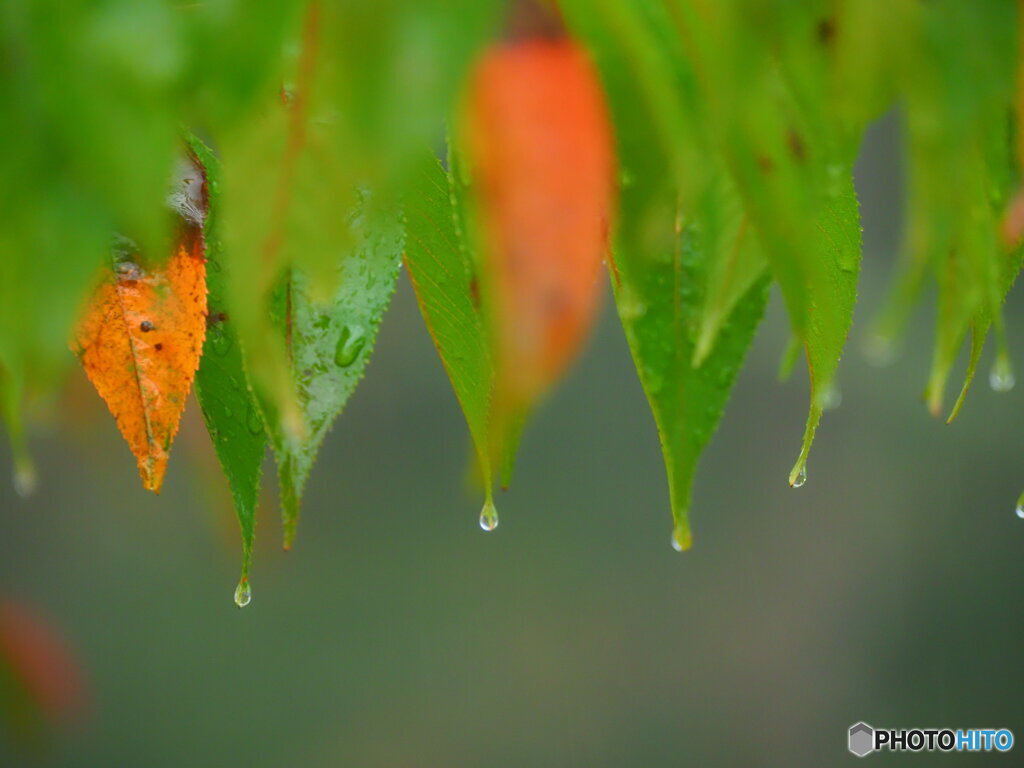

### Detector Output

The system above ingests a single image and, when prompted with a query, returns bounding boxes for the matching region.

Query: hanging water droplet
[334,324,366,367]
[246,403,264,436]
[12,460,37,498]
[820,383,842,411]
[790,465,807,488]
[671,524,691,552]
[1015,502,1024,519]
[989,355,1015,392]
[233,579,252,608]
[211,328,233,356]
[479,499,499,531]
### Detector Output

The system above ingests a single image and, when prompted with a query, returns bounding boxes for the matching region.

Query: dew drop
[233,579,252,608]
[246,403,264,436]
[479,499,499,532]
[211,328,233,356]
[790,465,807,488]
[989,356,1015,393]
[334,324,366,367]
[820,383,842,411]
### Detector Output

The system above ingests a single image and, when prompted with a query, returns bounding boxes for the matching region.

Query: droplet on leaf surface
[333,324,366,367]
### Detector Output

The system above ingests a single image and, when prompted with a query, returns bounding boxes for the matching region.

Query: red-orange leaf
[72,228,207,492]
[464,35,614,417]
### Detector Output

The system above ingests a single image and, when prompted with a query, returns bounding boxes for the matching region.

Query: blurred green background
[2,113,1024,767]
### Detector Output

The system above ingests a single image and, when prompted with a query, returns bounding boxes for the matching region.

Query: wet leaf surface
[72,221,207,492]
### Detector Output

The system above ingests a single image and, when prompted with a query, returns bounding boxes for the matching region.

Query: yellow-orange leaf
[72,228,207,492]
[464,35,615,414]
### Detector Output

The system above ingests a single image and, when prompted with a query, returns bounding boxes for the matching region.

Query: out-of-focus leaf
[71,222,207,493]
[565,0,768,547]
[9,1,186,255]
[187,136,267,603]
[0,26,108,493]
[256,194,403,549]
[0,599,86,746]
[180,0,301,131]
[218,1,498,439]
[459,29,615,488]
[871,1,1020,418]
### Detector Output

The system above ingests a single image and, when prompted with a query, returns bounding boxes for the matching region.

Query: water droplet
[671,524,691,552]
[862,333,896,367]
[13,460,36,498]
[820,383,842,411]
[990,356,1015,392]
[790,465,807,488]
[223,405,233,419]
[233,579,252,608]
[479,499,499,531]
[334,324,366,367]
[246,404,264,436]
[1015,502,1024,519]
[211,328,233,356]
[116,260,143,282]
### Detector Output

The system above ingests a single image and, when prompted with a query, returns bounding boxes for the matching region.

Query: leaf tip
[140,461,167,494]
[788,459,807,488]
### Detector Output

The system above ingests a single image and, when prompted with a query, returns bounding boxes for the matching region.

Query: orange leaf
[0,598,87,726]
[72,226,207,492]
[464,35,615,413]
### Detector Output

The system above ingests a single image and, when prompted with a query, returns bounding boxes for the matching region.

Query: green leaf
[258,193,403,548]
[614,206,770,550]
[658,1,863,484]
[404,150,499,518]
[188,135,267,601]
[565,0,769,546]
[786,169,862,486]
[691,173,768,367]
[871,1,1020,418]
[218,1,498,449]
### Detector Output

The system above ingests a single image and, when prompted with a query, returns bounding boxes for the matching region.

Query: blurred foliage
[2,0,1023,596]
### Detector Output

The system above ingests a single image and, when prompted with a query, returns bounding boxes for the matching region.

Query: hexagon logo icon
[848,722,875,757]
